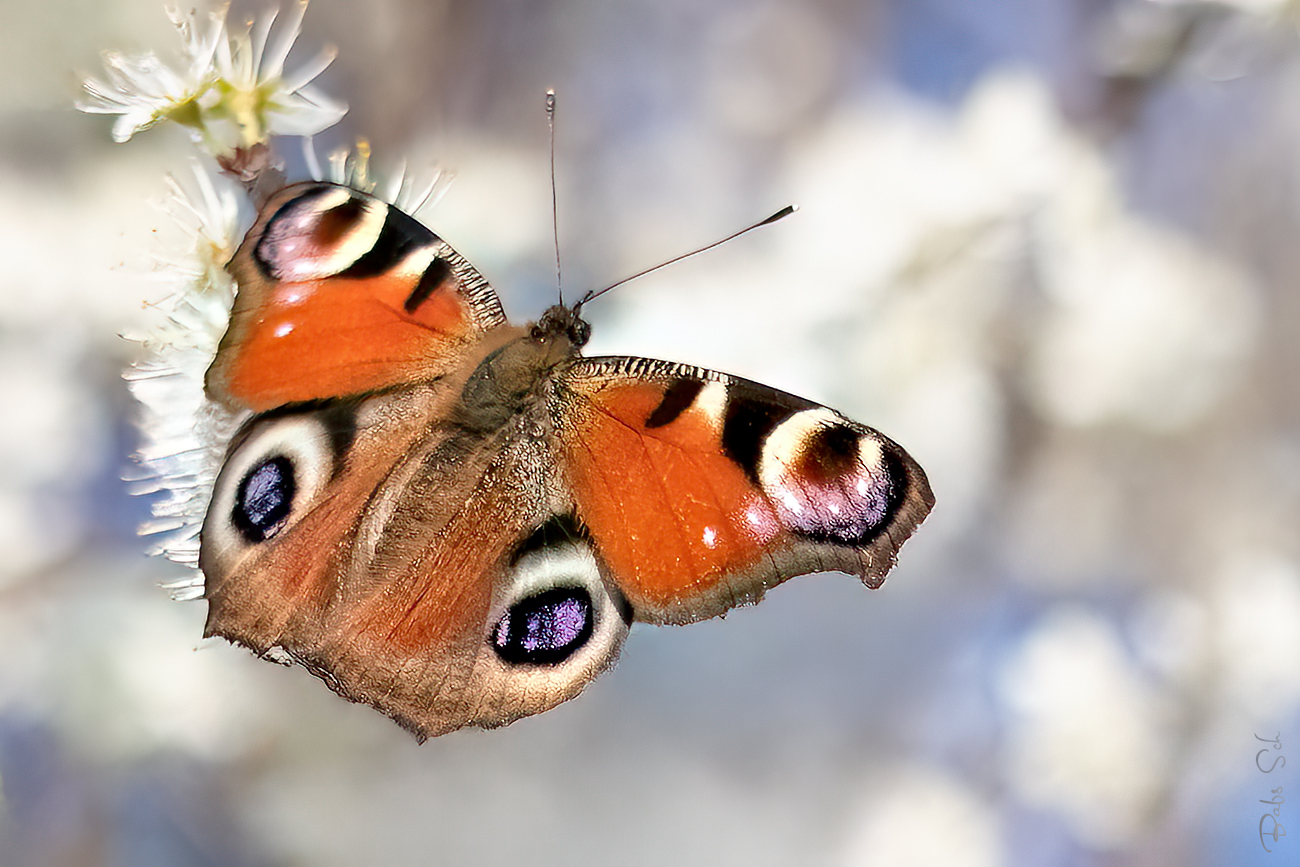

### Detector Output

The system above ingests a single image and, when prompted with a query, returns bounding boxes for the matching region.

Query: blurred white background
[2,0,1299,864]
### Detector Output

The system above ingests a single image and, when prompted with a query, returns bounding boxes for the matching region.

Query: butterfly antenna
[576,204,797,308]
[547,89,563,306]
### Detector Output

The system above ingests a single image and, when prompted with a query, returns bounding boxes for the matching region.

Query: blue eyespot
[492,588,594,666]
[232,455,296,543]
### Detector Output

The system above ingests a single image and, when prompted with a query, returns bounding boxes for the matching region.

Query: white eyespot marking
[743,499,781,542]
[762,407,840,460]
[758,408,896,544]
[203,414,335,573]
[502,542,603,607]
[306,186,352,211]
[857,436,885,473]
[260,191,388,282]
[394,244,437,280]
[473,531,629,724]
[694,380,729,429]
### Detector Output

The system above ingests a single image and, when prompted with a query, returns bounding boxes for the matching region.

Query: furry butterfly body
[199,181,934,738]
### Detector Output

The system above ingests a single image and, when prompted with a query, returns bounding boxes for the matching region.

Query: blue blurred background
[2,0,1299,864]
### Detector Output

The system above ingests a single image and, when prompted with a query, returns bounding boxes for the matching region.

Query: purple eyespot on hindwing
[492,587,595,666]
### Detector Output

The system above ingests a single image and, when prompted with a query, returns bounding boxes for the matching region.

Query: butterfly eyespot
[202,413,339,570]
[484,523,630,689]
[757,409,903,545]
[255,185,389,282]
[232,455,296,543]
[492,587,595,666]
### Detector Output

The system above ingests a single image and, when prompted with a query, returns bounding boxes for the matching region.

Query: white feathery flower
[78,1,346,153]
[124,164,247,580]
[311,137,453,215]
[78,7,223,143]
[207,1,347,145]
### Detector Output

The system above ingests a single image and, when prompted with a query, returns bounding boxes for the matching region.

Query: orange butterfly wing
[200,377,631,739]
[557,358,934,624]
[206,182,506,412]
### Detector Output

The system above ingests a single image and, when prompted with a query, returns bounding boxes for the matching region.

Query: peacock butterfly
[197,180,934,739]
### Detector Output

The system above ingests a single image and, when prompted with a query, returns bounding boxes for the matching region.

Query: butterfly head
[531,303,591,349]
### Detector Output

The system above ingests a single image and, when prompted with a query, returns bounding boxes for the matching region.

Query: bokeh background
[3,0,1300,864]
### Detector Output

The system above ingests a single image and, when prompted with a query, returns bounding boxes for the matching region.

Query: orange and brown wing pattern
[556,357,934,624]
[206,182,506,412]
[200,385,633,739]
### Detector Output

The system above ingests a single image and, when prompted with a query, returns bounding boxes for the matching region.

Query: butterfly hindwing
[555,357,934,624]
[206,182,506,412]
[200,372,633,739]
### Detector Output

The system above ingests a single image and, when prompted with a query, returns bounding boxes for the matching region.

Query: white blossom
[124,164,246,574]
[78,1,345,153]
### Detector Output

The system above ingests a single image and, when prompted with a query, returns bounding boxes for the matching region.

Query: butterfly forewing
[555,357,934,624]
[205,182,506,412]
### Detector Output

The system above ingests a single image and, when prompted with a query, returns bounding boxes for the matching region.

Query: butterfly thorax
[451,312,582,436]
